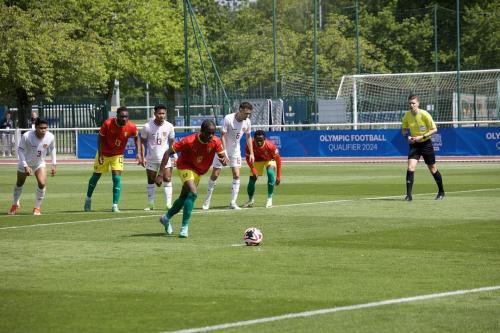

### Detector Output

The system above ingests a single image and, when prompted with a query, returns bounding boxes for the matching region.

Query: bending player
[140,104,176,210]
[155,120,228,238]
[8,118,56,215]
[242,130,281,208]
[202,102,254,210]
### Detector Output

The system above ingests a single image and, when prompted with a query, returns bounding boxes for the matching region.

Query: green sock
[182,192,198,227]
[112,174,122,205]
[247,177,257,200]
[86,173,101,198]
[266,168,276,198]
[167,197,185,219]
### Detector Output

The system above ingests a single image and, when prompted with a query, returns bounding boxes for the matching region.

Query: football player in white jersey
[8,118,57,215]
[202,102,255,210]
[140,105,176,210]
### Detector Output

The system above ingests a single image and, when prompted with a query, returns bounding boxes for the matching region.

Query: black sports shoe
[435,192,445,200]
[404,195,413,201]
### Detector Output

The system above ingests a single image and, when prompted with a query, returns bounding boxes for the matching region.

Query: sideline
[1,187,499,231]
[162,285,500,333]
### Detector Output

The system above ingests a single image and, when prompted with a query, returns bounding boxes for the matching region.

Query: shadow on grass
[129,232,170,237]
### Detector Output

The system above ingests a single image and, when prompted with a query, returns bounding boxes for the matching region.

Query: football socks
[86,173,101,198]
[406,170,414,196]
[247,176,257,199]
[182,192,198,227]
[266,168,276,198]
[432,170,444,193]
[112,174,121,205]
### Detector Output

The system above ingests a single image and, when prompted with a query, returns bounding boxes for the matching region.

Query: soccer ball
[243,227,263,246]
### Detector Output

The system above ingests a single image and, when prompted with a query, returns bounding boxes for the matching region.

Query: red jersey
[173,133,224,175]
[245,139,282,179]
[99,118,138,157]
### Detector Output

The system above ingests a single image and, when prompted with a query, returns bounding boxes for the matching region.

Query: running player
[242,130,282,208]
[8,118,56,215]
[202,102,254,210]
[84,106,142,212]
[140,104,175,210]
[156,119,228,238]
[402,94,445,201]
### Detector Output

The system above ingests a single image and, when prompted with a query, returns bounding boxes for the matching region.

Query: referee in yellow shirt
[402,94,445,201]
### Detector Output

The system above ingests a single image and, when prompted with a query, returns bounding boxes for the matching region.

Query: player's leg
[265,164,277,208]
[203,157,222,209]
[163,164,173,209]
[405,144,420,201]
[32,166,47,215]
[180,179,198,238]
[9,168,28,214]
[243,175,257,208]
[423,148,444,199]
[145,163,158,211]
[229,161,242,209]
[84,154,107,211]
[110,155,124,212]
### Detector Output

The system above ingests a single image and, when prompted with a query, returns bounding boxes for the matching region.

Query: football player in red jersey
[84,106,142,212]
[242,130,281,208]
[155,119,228,238]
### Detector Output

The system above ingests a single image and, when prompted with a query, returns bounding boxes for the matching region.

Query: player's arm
[245,145,258,177]
[155,147,175,186]
[274,152,282,185]
[49,139,57,177]
[17,136,31,175]
[133,134,143,165]
[168,137,177,166]
[246,132,254,164]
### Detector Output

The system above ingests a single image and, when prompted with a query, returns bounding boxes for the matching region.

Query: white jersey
[17,130,56,167]
[140,119,175,163]
[222,113,251,158]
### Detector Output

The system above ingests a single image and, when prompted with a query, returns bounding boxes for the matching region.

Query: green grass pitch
[0,162,499,332]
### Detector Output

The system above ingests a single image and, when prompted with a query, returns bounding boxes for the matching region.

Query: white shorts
[17,162,45,173]
[212,154,242,169]
[146,160,172,172]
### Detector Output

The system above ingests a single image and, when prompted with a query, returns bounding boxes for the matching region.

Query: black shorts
[408,139,436,165]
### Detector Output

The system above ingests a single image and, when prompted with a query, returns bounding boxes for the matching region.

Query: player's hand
[154,175,163,187]
[276,178,280,186]
[24,166,32,176]
[408,136,416,143]
[218,156,229,166]
[251,168,258,177]
[248,153,255,164]
[98,154,104,165]
[137,155,145,167]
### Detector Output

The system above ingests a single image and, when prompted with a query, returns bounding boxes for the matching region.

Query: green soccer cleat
[84,199,91,212]
[179,226,189,238]
[159,215,173,235]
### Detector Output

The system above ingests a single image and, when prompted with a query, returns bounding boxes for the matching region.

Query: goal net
[336,69,500,127]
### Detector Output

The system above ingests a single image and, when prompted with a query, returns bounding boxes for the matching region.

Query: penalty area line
[162,285,500,333]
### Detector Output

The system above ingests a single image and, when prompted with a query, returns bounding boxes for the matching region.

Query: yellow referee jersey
[402,109,436,141]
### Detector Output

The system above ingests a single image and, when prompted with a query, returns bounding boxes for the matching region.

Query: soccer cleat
[32,208,41,215]
[144,204,155,211]
[229,202,241,210]
[111,204,120,213]
[159,215,173,235]
[179,226,189,238]
[404,195,413,202]
[435,192,445,200]
[201,199,210,210]
[84,198,91,212]
[242,199,254,208]
[266,198,273,208]
[8,204,19,215]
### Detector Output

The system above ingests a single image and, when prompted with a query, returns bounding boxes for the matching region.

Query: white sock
[13,185,23,206]
[231,179,240,204]
[34,187,46,209]
[147,183,155,206]
[163,181,173,206]
[205,179,217,202]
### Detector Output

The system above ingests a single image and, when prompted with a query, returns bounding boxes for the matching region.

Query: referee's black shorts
[408,139,436,165]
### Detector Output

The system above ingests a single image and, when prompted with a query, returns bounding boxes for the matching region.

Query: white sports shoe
[242,200,254,208]
[266,198,273,208]
[229,202,242,210]
[202,199,210,210]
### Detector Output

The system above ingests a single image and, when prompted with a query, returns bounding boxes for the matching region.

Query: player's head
[254,129,266,146]
[200,119,216,143]
[236,102,253,121]
[116,106,129,126]
[153,104,167,123]
[31,111,38,119]
[34,118,49,138]
[408,94,420,113]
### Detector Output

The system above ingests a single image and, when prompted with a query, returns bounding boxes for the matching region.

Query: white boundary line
[1,187,499,231]
[162,285,500,333]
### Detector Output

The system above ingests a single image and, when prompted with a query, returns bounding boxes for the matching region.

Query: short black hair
[239,101,253,110]
[154,104,167,112]
[117,106,128,114]
[254,129,266,138]
[201,119,216,132]
[35,118,48,127]
[408,94,419,101]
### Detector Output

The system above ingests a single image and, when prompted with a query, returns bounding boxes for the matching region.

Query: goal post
[336,69,500,128]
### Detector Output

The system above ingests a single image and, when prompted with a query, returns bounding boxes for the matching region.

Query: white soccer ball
[243,227,263,246]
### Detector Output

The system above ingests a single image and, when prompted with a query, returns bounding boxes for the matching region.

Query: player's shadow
[129,232,171,237]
